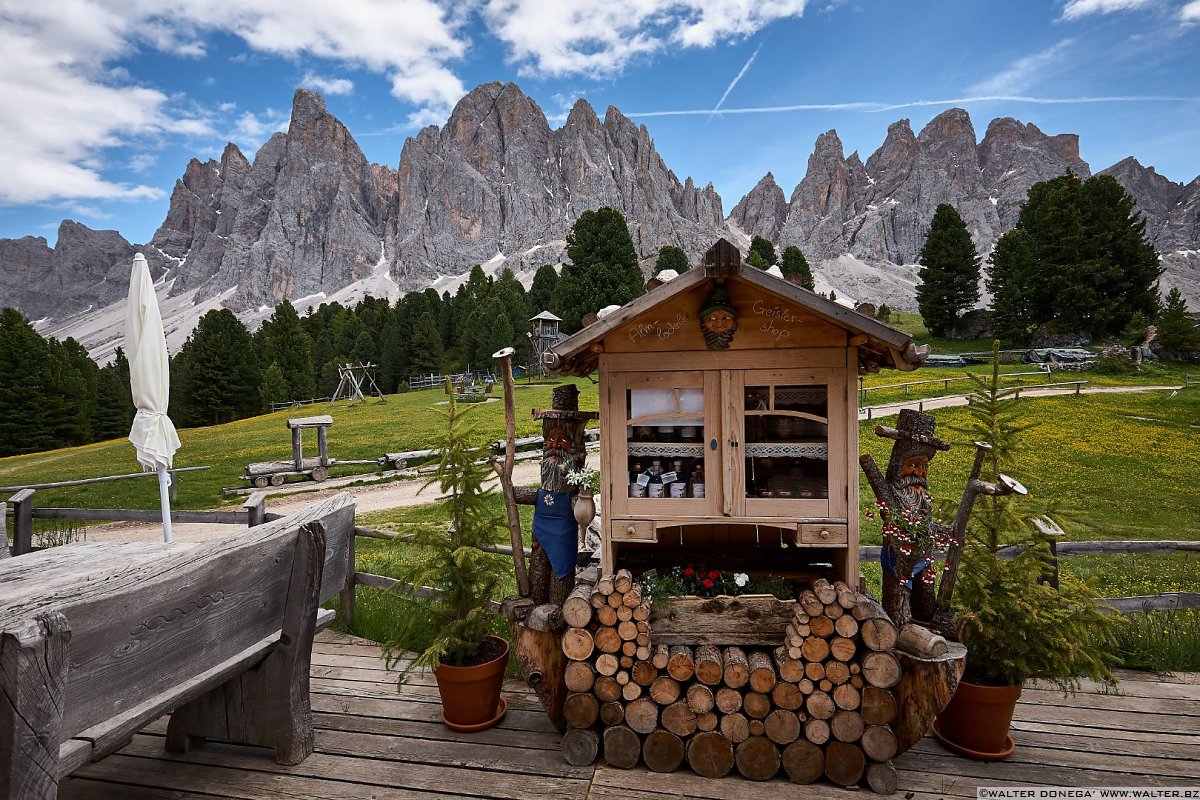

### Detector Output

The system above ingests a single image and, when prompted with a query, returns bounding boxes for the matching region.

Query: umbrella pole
[157,467,173,543]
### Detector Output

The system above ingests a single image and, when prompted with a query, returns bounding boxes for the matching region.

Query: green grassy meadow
[0,378,598,510]
[4,357,1197,671]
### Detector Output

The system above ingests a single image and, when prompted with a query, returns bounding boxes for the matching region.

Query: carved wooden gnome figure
[860,409,950,626]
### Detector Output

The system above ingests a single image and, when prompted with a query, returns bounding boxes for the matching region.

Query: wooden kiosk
[542,240,925,586]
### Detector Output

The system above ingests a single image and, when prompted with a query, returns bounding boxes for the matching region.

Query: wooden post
[243,491,267,527]
[9,490,34,556]
[0,502,8,559]
[341,528,356,629]
[291,427,303,471]
[0,612,71,800]
[493,348,530,597]
[317,425,329,468]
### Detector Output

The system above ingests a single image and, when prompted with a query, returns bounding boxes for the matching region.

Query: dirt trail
[86,454,599,544]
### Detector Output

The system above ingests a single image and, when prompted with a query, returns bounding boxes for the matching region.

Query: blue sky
[1,0,1198,247]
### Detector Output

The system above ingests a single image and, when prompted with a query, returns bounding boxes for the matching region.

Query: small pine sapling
[382,393,509,677]
[950,341,1119,691]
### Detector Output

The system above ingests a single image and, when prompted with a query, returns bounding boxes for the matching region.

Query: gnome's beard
[702,322,737,350]
[541,446,574,492]
[895,474,931,517]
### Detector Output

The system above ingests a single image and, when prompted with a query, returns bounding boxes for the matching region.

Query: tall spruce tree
[260,362,290,410]
[552,207,644,333]
[749,236,777,267]
[0,308,53,454]
[916,204,981,337]
[173,309,260,426]
[409,312,445,376]
[1157,288,1200,353]
[528,264,559,316]
[258,300,316,401]
[654,245,689,275]
[987,228,1040,343]
[780,245,814,289]
[992,172,1161,339]
[92,348,136,441]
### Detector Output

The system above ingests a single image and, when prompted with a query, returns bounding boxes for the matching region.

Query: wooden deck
[61,631,1200,799]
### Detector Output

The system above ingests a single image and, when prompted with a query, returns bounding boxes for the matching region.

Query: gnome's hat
[876,409,950,451]
[700,286,736,317]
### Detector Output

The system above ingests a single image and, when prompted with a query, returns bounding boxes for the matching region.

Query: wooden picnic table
[0,493,356,800]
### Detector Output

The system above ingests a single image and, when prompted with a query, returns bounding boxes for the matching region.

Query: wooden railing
[5,489,272,555]
[860,540,1200,613]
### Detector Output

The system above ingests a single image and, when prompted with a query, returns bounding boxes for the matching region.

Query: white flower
[734,573,749,588]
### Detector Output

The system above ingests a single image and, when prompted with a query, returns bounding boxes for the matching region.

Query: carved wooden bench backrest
[5,493,354,738]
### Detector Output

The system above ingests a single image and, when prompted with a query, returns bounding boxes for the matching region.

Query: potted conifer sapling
[383,395,511,731]
[935,343,1119,760]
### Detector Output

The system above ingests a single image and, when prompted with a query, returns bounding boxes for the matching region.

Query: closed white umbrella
[126,253,181,542]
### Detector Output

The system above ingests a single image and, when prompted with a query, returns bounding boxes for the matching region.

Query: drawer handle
[626,525,638,536]
[820,529,830,539]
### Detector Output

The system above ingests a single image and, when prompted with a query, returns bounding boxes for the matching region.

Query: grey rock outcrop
[387,83,723,280]
[980,118,1089,230]
[190,90,387,309]
[728,172,788,244]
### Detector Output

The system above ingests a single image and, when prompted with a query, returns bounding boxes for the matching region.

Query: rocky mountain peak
[1099,156,1188,242]
[564,97,601,132]
[728,172,787,241]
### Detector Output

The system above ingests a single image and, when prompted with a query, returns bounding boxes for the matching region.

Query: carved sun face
[702,309,736,334]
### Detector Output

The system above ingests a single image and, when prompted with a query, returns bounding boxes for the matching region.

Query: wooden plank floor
[61,633,1200,799]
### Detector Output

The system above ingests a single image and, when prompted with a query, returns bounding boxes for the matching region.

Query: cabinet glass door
[734,369,840,517]
[611,371,718,516]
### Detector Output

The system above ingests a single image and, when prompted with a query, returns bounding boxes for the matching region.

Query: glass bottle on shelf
[629,460,647,498]
[668,458,688,498]
[679,425,699,443]
[691,463,705,498]
[647,459,665,498]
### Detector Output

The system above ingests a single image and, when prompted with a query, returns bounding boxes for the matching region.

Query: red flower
[683,567,694,577]
[703,578,715,589]
[708,570,720,580]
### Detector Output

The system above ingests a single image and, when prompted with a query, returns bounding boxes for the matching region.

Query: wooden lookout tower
[529,311,563,375]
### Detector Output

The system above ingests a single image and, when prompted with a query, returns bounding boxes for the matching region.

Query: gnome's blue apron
[532,489,577,579]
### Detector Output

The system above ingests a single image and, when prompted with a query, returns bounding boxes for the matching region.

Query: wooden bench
[0,492,356,800]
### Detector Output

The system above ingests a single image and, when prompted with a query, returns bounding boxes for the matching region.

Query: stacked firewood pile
[559,572,902,792]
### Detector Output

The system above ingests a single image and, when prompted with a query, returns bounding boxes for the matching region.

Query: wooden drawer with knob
[611,518,657,542]
[796,522,848,546]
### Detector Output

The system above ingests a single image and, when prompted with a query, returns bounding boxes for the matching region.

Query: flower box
[647,593,795,646]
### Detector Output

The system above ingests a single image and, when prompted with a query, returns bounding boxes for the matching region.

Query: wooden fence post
[243,492,267,527]
[9,490,34,556]
[340,529,356,629]
[0,502,8,559]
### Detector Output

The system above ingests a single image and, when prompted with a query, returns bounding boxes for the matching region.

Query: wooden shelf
[627,441,705,457]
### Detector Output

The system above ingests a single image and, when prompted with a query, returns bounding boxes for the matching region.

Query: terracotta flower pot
[933,679,1021,761]
[434,635,509,731]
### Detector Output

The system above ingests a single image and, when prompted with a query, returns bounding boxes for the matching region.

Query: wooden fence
[4,490,273,555]
[6,489,1195,621]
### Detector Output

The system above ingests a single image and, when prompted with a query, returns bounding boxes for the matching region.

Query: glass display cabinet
[543,239,924,586]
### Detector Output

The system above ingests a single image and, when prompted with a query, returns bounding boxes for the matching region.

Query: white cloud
[482,0,808,78]
[1182,0,1200,21]
[1060,0,1156,19]
[301,72,355,96]
[0,0,470,205]
[128,153,158,173]
[967,39,1075,95]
